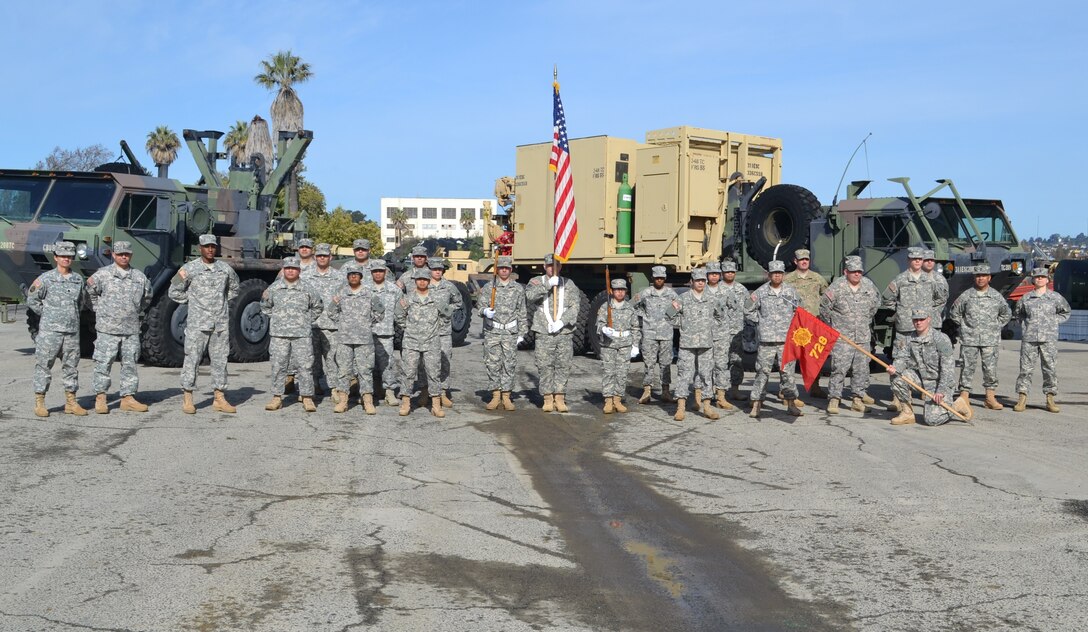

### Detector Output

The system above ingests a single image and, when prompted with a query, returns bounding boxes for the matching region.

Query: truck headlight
[1011,261,1023,275]
[76,243,89,260]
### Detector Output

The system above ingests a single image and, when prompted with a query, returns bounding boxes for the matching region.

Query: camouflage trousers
[674,347,712,399]
[483,332,518,391]
[1016,341,1059,395]
[891,370,951,426]
[702,334,741,392]
[534,333,573,395]
[312,328,339,390]
[958,345,999,392]
[402,348,441,396]
[337,342,374,394]
[828,339,870,400]
[93,332,140,396]
[439,333,453,391]
[640,337,673,391]
[373,335,398,393]
[600,345,632,397]
[270,336,314,397]
[181,328,229,392]
[751,342,797,401]
[34,330,80,394]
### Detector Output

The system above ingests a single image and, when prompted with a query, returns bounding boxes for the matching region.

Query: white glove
[620,331,631,338]
[482,307,496,319]
[516,336,525,345]
[548,276,560,287]
[602,326,616,338]
[548,320,565,333]
[630,346,640,359]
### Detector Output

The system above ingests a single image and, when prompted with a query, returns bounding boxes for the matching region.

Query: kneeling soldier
[887,309,961,426]
[262,257,324,412]
[597,278,641,414]
[327,269,385,414]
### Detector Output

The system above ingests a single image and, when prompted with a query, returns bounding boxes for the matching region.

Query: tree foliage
[34,144,112,171]
[146,125,181,167]
[224,120,249,165]
[309,206,383,255]
[254,50,313,135]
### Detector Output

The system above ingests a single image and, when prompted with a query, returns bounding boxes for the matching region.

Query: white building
[379,197,495,247]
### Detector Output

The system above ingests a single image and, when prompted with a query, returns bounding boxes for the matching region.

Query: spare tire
[745,184,821,268]
[450,280,473,347]
[586,291,609,358]
[142,292,186,367]
[570,286,591,355]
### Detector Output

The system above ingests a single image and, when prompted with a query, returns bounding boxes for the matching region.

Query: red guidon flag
[781,308,840,390]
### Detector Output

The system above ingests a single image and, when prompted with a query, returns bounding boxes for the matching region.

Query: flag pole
[834,332,970,423]
[551,64,560,322]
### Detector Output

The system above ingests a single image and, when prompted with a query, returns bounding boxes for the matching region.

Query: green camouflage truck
[0,129,311,366]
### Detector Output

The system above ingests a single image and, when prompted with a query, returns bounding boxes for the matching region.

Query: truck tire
[228,278,270,363]
[518,330,536,350]
[450,280,473,347]
[142,292,187,367]
[587,291,608,358]
[570,286,591,355]
[745,184,821,268]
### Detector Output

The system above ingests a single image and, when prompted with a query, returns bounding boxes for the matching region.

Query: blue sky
[2,0,1085,236]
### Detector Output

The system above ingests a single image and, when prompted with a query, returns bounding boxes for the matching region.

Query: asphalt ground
[1,312,1086,631]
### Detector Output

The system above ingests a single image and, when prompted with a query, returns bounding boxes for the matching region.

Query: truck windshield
[922,199,1016,245]
[36,180,116,226]
[0,177,51,222]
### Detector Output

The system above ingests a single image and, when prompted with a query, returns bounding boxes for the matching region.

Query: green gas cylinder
[617,173,633,254]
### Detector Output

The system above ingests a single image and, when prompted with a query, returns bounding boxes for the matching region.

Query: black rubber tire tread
[141,292,186,367]
[228,278,271,363]
[745,184,821,268]
[518,330,536,350]
[570,285,591,355]
[586,290,609,358]
[450,280,473,347]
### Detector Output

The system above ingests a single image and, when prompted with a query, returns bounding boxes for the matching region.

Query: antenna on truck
[831,132,872,206]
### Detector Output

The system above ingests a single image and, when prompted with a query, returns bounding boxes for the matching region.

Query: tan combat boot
[363,393,376,415]
[485,390,502,410]
[384,389,398,406]
[603,397,614,414]
[890,405,916,425]
[860,393,876,405]
[542,393,554,412]
[984,389,1004,410]
[673,399,686,422]
[1012,393,1027,412]
[638,385,652,404]
[715,389,735,410]
[182,391,196,414]
[64,392,87,416]
[501,392,515,411]
[956,390,971,410]
[399,396,411,416]
[302,397,317,413]
[334,392,349,413]
[554,394,569,413]
[431,396,445,418]
[265,395,283,411]
[701,397,720,420]
[1045,394,1060,413]
[827,397,841,415]
[330,389,344,406]
[120,395,148,413]
[440,391,453,408]
[694,389,703,411]
[34,393,48,418]
[851,396,867,413]
[749,401,761,419]
[782,393,805,408]
[786,399,803,417]
[213,390,237,413]
[95,393,109,414]
[614,396,628,413]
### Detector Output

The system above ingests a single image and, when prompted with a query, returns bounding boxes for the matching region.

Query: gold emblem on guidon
[791,327,812,347]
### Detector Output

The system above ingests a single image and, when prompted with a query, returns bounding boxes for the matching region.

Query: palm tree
[224,120,249,166]
[145,125,180,178]
[390,208,409,247]
[244,116,274,178]
[255,51,313,219]
[460,209,475,239]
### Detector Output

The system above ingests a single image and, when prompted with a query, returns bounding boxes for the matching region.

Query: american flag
[550,80,578,262]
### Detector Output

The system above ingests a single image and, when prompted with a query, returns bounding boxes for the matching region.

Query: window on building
[386,223,395,229]
[403,207,418,218]
[422,207,437,219]
[441,207,456,219]
[461,207,476,220]
[422,223,437,230]
[386,237,395,242]
[386,207,397,218]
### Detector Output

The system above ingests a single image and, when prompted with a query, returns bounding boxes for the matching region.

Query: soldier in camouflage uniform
[169,234,240,414]
[370,261,401,405]
[295,237,317,274]
[396,245,430,291]
[429,257,463,407]
[720,261,749,402]
[745,260,803,419]
[476,255,527,411]
[665,268,720,421]
[261,257,324,412]
[301,243,343,398]
[86,241,152,414]
[596,278,641,414]
[27,241,88,417]
[950,266,1012,414]
[1013,267,1071,413]
[784,249,830,399]
[525,254,581,413]
[819,256,880,415]
[633,265,677,404]
[327,269,385,414]
[887,309,958,426]
[881,246,942,412]
[340,238,374,281]
[395,268,451,418]
[706,261,744,411]
[922,249,949,330]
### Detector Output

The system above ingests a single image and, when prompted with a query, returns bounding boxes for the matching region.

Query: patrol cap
[651,265,667,278]
[844,256,864,272]
[198,234,217,246]
[497,255,513,268]
[910,308,930,320]
[53,241,76,257]
[113,241,133,255]
[721,261,737,273]
[543,253,556,265]
[411,245,428,257]
[428,257,447,270]
[768,260,786,273]
[610,278,628,290]
[314,243,332,256]
[282,256,301,269]
[411,267,430,280]
[907,246,924,259]
[298,238,315,249]
[352,238,371,250]
[922,249,936,260]
[795,248,810,260]
[691,268,708,281]
[1031,267,1050,277]
[369,260,388,271]
[972,265,993,275]
[345,268,363,278]
[706,261,721,273]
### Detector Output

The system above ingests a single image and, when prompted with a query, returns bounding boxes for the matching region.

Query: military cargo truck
[0,129,311,366]
[489,126,1033,355]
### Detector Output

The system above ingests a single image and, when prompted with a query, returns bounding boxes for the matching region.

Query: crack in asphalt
[609,449,791,491]
[400,501,574,562]
[852,591,1088,621]
[0,609,139,631]
[923,454,1057,500]
[824,419,868,453]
